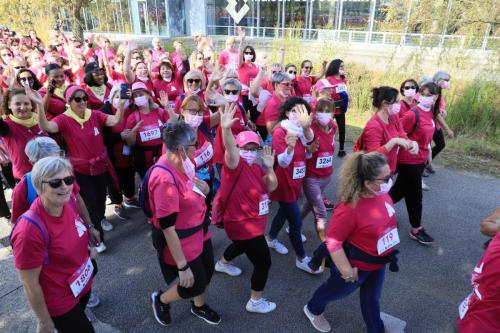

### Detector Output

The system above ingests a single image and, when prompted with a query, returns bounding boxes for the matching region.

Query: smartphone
[120,83,129,99]
[49,79,56,93]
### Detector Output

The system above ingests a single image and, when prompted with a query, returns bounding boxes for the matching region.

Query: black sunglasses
[187,78,201,84]
[19,77,34,82]
[73,96,88,103]
[224,89,239,95]
[303,66,312,70]
[56,44,63,47]
[404,86,416,90]
[14,66,25,70]
[43,176,75,189]
[288,71,297,75]
[244,52,253,55]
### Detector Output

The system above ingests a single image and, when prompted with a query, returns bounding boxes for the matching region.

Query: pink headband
[64,85,85,102]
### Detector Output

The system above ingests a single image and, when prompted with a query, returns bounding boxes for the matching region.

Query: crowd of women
[1,25,497,333]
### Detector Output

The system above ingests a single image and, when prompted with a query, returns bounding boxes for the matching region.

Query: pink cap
[236,131,260,147]
[131,82,147,91]
[314,79,334,92]
[64,85,85,102]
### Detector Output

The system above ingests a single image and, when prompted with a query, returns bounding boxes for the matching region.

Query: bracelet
[178,264,189,272]
[306,134,316,146]
[86,223,94,229]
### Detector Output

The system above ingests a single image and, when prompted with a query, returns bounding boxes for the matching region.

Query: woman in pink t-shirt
[213,104,278,314]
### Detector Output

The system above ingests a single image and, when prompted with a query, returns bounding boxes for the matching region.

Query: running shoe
[422,180,430,191]
[409,228,434,245]
[303,304,331,332]
[86,293,101,308]
[95,242,107,253]
[101,219,114,231]
[296,256,323,275]
[122,197,141,209]
[113,205,129,221]
[245,298,276,314]
[215,260,242,276]
[190,302,221,325]
[426,163,436,174]
[285,226,307,243]
[422,169,430,177]
[151,291,171,326]
[337,150,346,158]
[323,199,334,211]
[266,238,289,255]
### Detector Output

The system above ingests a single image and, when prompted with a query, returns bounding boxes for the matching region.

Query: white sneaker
[266,238,288,255]
[86,293,101,308]
[95,242,107,253]
[303,304,331,332]
[286,226,307,243]
[215,260,242,276]
[296,256,322,274]
[246,298,276,314]
[101,219,114,231]
[422,180,430,191]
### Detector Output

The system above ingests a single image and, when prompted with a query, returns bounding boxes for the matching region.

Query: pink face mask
[388,103,401,115]
[315,112,331,126]
[239,150,258,165]
[440,81,450,89]
[224,94,239,103]
[185,114,203,128]
[181,148,196,179]
[403,89,416,97]
[376,178,393,196]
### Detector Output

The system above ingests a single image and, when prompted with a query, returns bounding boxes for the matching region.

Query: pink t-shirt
[398,106,435,165]
[256,93,282,127]
[218,49,239,70]
[148,158,208,265]
[306,120,336,178]
[237,63,259,96]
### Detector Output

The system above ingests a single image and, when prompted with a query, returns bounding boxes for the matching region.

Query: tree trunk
[70,3,84,41]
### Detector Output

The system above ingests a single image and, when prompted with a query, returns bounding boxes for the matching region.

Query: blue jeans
[308,242,330,271]
[307,266,386,333]
[269,201,305,258]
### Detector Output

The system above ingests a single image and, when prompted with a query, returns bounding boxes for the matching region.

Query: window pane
[341,0,371,31]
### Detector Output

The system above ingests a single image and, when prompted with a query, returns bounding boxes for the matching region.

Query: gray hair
[432,70,451,84]
[25,137,61,163]
[162,121,196,153]
[271,72,289,88]
[31,156,73,194]
[418,76,433,87]
[221,78,242,93]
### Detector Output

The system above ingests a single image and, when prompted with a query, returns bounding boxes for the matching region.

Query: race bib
[194,142,214,167]
[139,127,161,142]
[336,84,347,94]
[67,257,93,298]
[377,228,400,255]
[316,152,333,169]
[458,293,471,320]
[259,194,269,216]
[292,161,306,180]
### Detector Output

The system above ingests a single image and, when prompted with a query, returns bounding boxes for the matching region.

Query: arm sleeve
[159,212,178,230]
[326,204,356,253]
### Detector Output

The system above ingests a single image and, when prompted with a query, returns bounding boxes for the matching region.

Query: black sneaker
[190,301,221,325]
[337,150,346,157]
[409,228,434,245]
[123,197,141,209]
[151,291,171,326]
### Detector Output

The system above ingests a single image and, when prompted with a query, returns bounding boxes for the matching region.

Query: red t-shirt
[1,119,47,179]
[362,114,407,174]
[83,84,112,110]
[148,157,208,265]
[237,63,259,96]
[38,88,67,120]
[152,79,182,110]
[193,128,214,171]
[457,233,500,332]
[296,75,316,99]
[220,159,268,240]
[213,103,247,164]
[270,127,306,203]
[109,70,127,85]
[256,93,283,127]
[397,106,435,165]
[326,76,348,115]
[54,110,109,175]
[306,120,336,178]
[11,177,80,224]
[399,100,416,119]
[326,194,398,271]
[11,198,93,317]
[218,49,239,70]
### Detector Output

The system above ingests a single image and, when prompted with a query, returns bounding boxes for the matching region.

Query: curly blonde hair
[338,151,388,206]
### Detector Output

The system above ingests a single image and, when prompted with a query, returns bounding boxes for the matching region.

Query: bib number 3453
[292,162,306,180]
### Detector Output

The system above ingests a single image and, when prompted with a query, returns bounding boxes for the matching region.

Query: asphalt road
[1,145,499,333]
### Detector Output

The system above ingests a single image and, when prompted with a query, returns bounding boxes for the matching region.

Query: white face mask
[185,113,203,128]
[244,54,253,62]
[224,94,239,103]
[134,95,148,107]
[419,96,434,109]
[287,73,296,80]
[239,150,258,165]
[137,75,149,82]
[113,99,129,110]
[403,89,416,97]
[388,103,401,116]
[375,178,393,196]
[315,112,331,126]
[189,87,201,95]
[338,69,345,75]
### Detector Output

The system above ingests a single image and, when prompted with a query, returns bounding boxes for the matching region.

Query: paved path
[1,148,499,333]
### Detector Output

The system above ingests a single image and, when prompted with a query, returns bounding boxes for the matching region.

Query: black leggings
[390,164,424,228]
[107,166,136,204]
[51,291,95,333]
[431,128,446,159]
[223,235,271,292]
[334,113,346,151]
[75,172,108,241]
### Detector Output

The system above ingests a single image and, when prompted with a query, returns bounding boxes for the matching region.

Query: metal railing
[206,25,499,51]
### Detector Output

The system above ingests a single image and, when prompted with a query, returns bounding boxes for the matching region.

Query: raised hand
[236,26,245,38]
[159,90,169,108]
[295,104,312,128]
[24,87,43,105]
[220,103,239,129]
[261,145,275,169]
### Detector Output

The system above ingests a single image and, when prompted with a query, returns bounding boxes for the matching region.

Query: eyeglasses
[288,71,297,75]
[14,66,25,70]
[204,57,211,61]
[1,53,12,58]
[241,147,262,152]
[243,52,253,55]
[186,78,201,84]
[404,86,416,90]
[55,44,63,47]
[303,66,312,70]
[43,176,75,189]
[132,57,142,60]
[375,176,392,183]
[186,108,203,115]
[224,89,239,95]
[72,96,88,103]
[19,77,34,82]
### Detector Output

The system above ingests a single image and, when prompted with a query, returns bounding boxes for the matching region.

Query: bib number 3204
[67,257,93,297]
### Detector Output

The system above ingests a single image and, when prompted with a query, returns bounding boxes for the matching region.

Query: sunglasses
[73,96,88,103]
[43,176,75,189]
[242,147,262,152]
[204,57,211,61]
[56,44,63,47]
[288,71,297,75]
[224,89,239,95]
[404,86,416,90]
[303,66,312,70]
[19,77,34,82]
[243,52,253,55]
[1,53,12,57]
[14,66,25,70]
[186,78,201,84]
[375,176,392,183]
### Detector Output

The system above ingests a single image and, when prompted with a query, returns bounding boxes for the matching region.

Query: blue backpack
[25,172,38,206]
[139,163,178,218]
[9,210,49,265]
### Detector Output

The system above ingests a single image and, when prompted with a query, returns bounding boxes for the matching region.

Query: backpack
[9,210,49,265]
[407,107,420,137]
[25,172,38,206]
[139,163,178,218]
